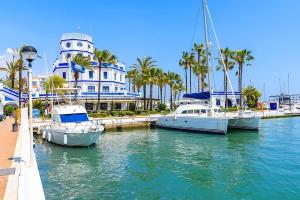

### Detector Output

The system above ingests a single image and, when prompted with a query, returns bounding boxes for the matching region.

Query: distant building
[269,93,300,110]
[32,75,47,93]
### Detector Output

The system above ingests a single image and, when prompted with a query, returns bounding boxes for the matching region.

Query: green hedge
[88,110,168,118]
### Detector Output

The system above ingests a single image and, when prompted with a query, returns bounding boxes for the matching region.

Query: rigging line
[205,2,237,108]
[190,6,202,49]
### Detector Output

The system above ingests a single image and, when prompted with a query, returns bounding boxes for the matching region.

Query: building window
[114,103,122,110]
[66,42,71,48]
[66,53,71,59]
[89,70,93,79]
[85,103,93,111]
[32,81,38,87]
[100,103,108,110]
[120,67,124,71]
[103,72,108,79]
[88,86,95,93]
[77,42,83,47]
[102,86,109,92]
[88,44,91,49]
[115,87,118,92]
[62,72,66,79]
[120,75,122,82]
[114,73,117,80]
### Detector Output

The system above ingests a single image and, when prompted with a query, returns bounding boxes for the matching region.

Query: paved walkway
[0,118,18,200]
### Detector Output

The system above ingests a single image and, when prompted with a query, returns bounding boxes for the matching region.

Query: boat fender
[42,130,46,139]
[64,133,67,145]
[48,132,51,142]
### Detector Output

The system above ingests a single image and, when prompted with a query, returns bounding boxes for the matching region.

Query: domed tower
[53,33,96,86]
[60,33,94,62]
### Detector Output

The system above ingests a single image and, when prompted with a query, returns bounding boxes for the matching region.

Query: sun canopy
[183,92,210,100]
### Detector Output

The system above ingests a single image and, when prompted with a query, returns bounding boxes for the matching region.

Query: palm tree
[216,48,235,108]
[156,69,167,104]
[166,71,180,110]
[45,75,66,107]
[132,57,156,110]
[94,49,117,111]
[72,54,94,101]
[179,52,194,93]
[173,80,185,103]
[5,61,18,89]
[145,67,159,111]
[243,86,261,108]
[17,46,27,108]
[231,49,254,108]
[192,43,206,92]
[126,70,134,93]
[192,62,202,92]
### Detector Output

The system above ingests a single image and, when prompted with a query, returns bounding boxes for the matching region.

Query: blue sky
[1,0,300,99]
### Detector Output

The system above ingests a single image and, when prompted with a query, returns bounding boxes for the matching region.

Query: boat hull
[156,115,228,134]
[46,130,101,146]
[228,117,260,131]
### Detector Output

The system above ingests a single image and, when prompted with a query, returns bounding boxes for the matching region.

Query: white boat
[156,104,229,134]
[44,105,104,146]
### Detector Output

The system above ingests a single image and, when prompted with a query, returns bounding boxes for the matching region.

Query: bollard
[12,122,18,132]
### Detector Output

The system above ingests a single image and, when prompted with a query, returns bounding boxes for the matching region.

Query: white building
[51,32,142,111]
[32,75,47,93]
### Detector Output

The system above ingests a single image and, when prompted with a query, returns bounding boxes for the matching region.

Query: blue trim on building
[0,89,19,98]
[53,66,69,72]
[3,87,18,95]
[53,63,125,73]
[68,80,125,85]
[60,50,93,55]
[212,92,241,95]
[60,38,94,45]
[59,63,69,67]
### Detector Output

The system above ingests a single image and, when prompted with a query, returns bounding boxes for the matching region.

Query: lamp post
[21,46,37,167]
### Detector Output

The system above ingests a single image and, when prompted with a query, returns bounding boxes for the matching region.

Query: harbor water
[35,117,300,200]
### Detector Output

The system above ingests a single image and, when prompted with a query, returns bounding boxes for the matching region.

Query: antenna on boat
[43,53,54,121]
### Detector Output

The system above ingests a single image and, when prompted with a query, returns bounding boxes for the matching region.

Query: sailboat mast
[202,0,212,108]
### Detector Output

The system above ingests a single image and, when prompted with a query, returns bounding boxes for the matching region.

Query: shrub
[4,105,15,116]
[157,103,167,111]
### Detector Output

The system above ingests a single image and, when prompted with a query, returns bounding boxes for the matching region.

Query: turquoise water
[35,117,300,200]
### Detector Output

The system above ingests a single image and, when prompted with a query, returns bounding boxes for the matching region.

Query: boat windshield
[60,113,89,123]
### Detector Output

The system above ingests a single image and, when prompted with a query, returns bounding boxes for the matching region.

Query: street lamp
[21,45,37,167]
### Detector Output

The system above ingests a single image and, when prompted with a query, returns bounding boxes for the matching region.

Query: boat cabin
[52,105,89,123]
[174,104,221,115]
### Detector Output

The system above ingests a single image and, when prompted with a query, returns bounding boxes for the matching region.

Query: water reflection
[35,119,300,199]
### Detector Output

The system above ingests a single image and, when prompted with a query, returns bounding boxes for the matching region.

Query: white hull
[156,115,229,134]
[228,116,260,130]
[46,129,101,146]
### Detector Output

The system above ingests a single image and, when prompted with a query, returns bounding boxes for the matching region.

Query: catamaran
[156,0,260,133]
[156,0,230,134]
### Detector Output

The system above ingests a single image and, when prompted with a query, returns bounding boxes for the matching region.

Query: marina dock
[0,109,45,200]
[33,115,160,134]
[31,111,300,135]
